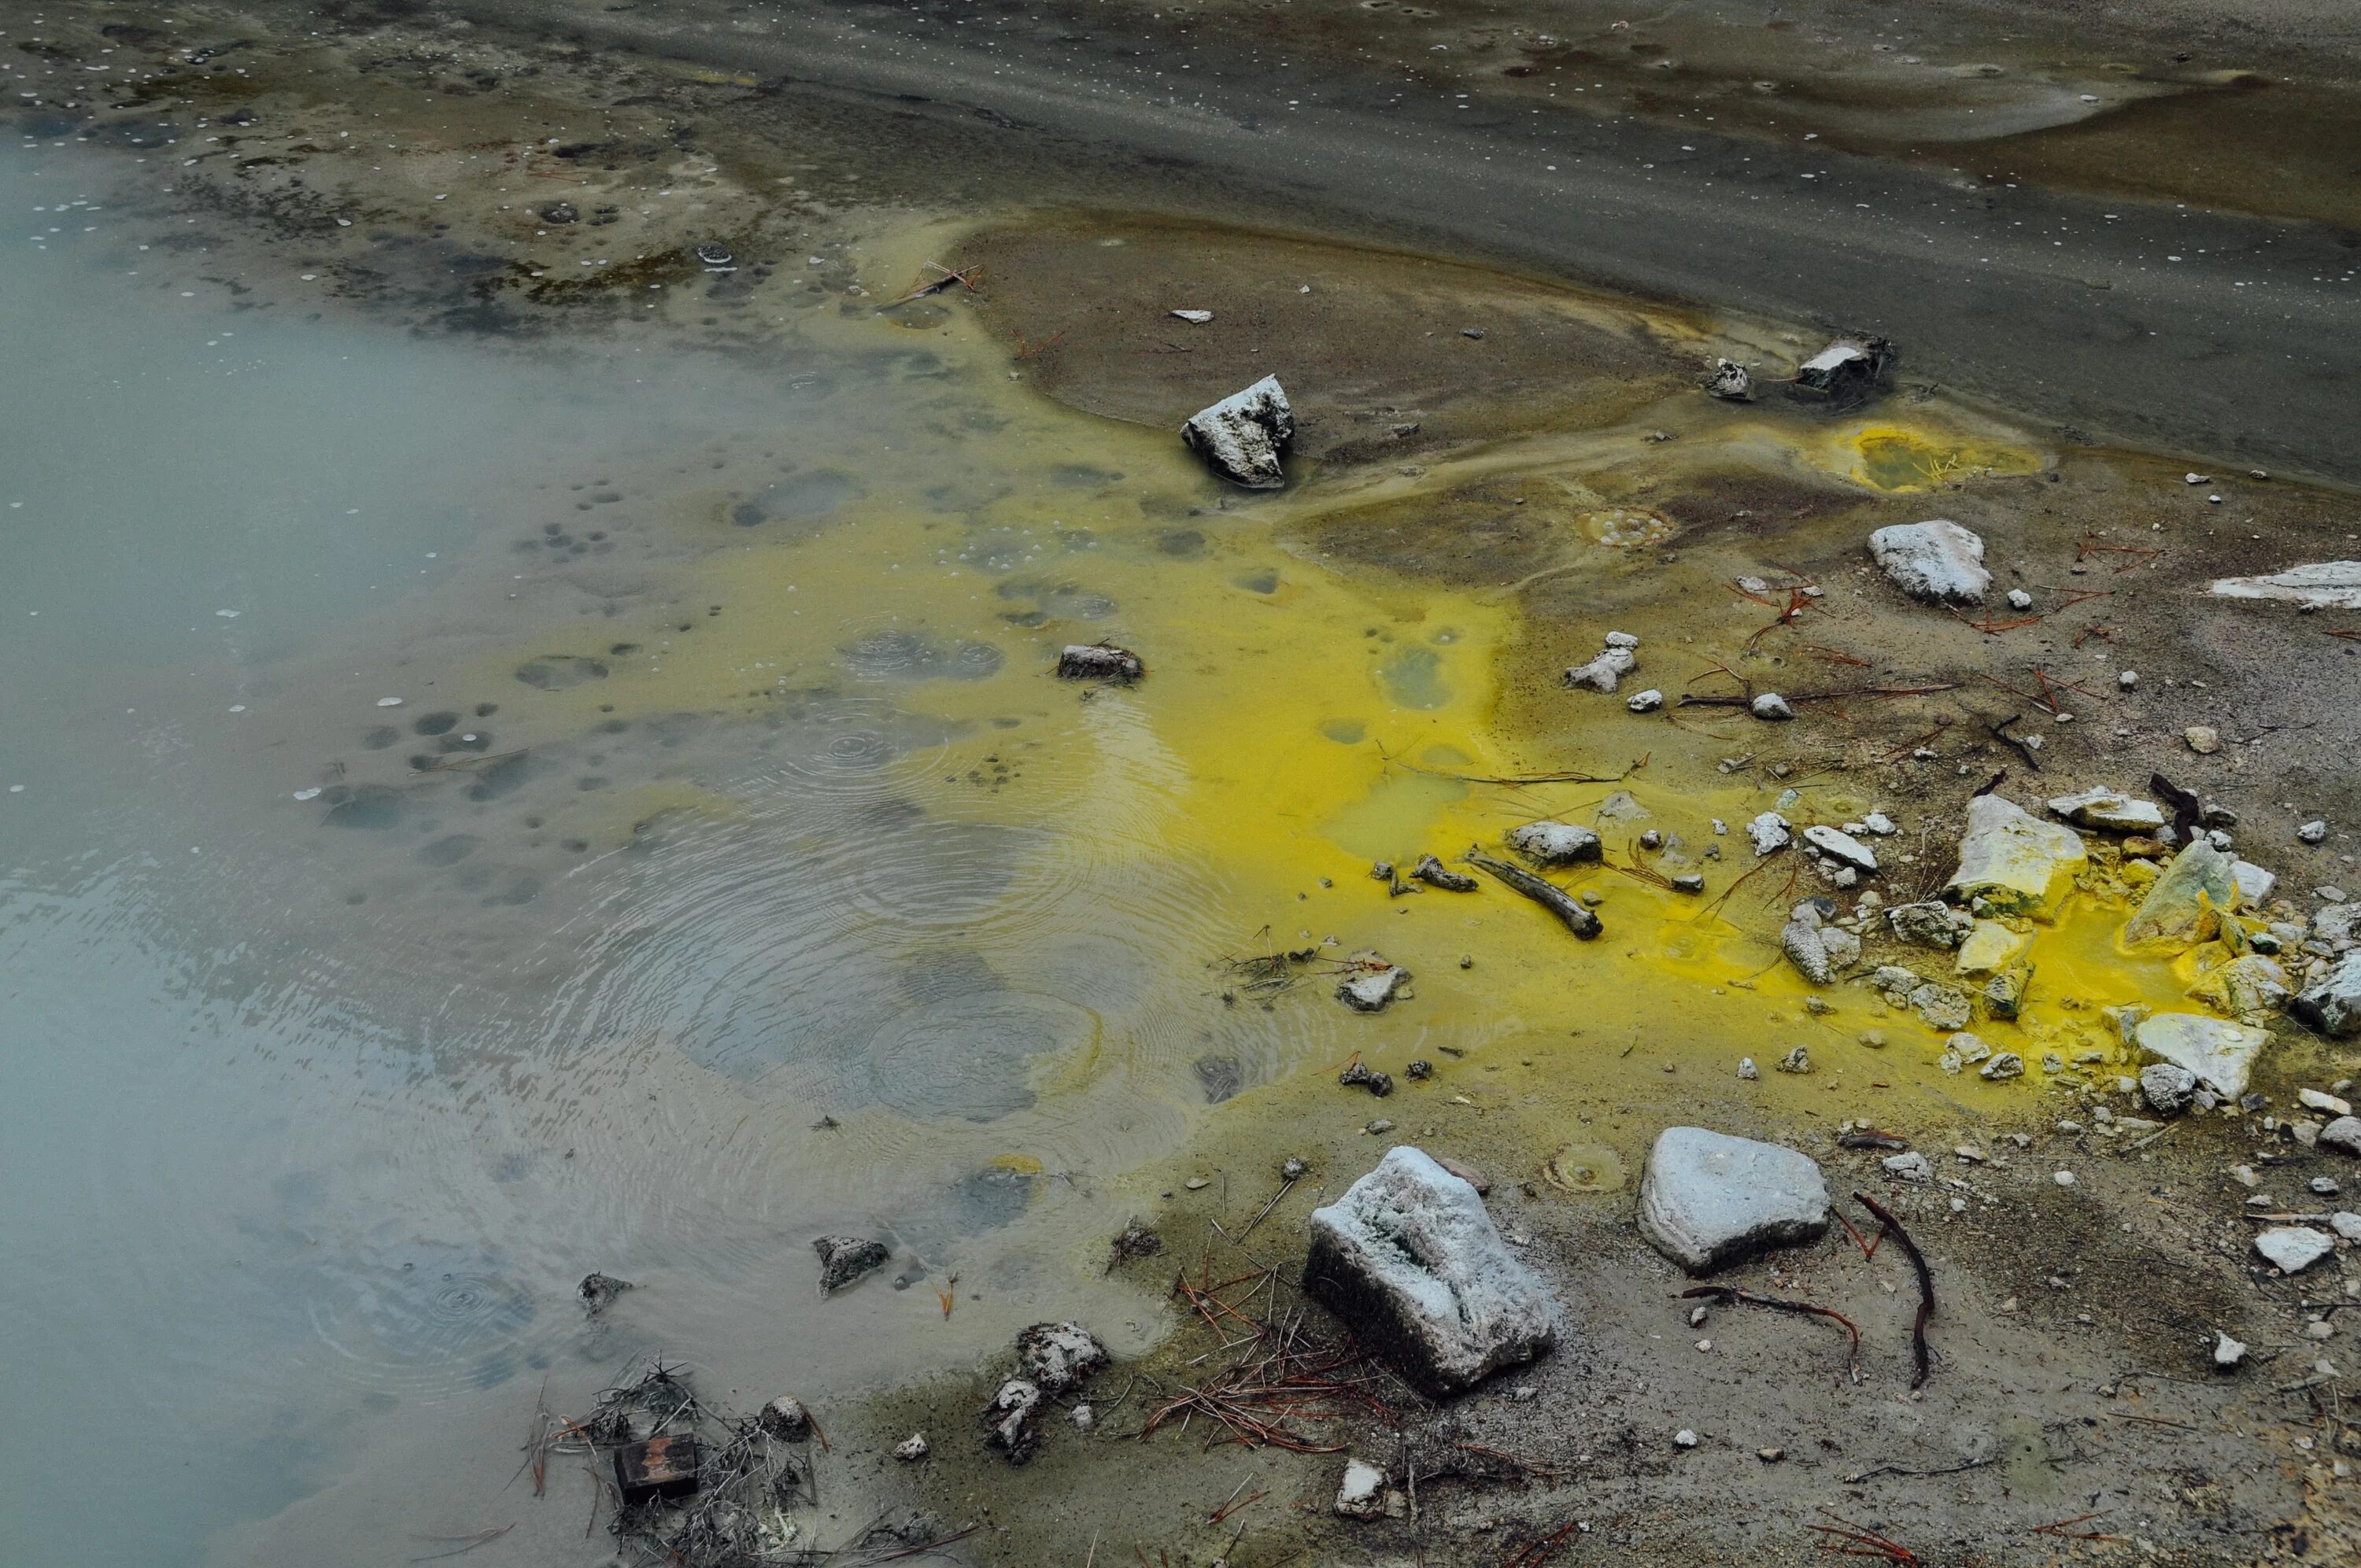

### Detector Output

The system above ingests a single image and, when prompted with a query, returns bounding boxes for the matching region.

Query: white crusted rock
[1636,1127,1831,1275]
[2135,1013,2269,1098]
[1888,901,1975,950]
[1945,794,2086,919]
[1748,812,1792,857]
[1802,825,1879,873]
[2322,1116,2361,1157]
[2047,788,2166,832]
[1181,375,1293,488]
[2254,1226,2335,1275]
[1304,1147,1557,1396]
[1870,519,1992,606]
[1334,1459,1389,1519]
[2208,560,2361,611]
[1015,1321,1109,1395]
[1509,821,1603,866]
[2292,953,2361,1039]
[2140,1061,2199,1116]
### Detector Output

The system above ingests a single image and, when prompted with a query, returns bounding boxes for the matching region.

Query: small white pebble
[2054,1170,2077,1187]
[293,788,322,801]
[376,696,404,707]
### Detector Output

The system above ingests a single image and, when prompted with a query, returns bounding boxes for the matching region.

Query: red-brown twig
[1853,1191,1935,1388]
[2075,538,2161,574]
[2030,1511,2130,1543]
[1807,1511,1920,1564]
[1681,1286,1861,1379]
[1503,1518,1585,1567]
[1831,1206,1886,1260]
[1802,644,1872,666]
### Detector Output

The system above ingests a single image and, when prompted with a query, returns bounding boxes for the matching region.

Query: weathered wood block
[613,1434,700,1505]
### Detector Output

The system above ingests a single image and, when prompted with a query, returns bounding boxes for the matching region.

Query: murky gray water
[2,140,1374,1566]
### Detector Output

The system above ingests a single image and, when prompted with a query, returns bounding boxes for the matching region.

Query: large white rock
[2254,1226,2335,1275]
[1304,1147,1557,1396]
[1636,1127,1831,1275]
[2293,952,2361,1039]
[1181,375,1293,489]
[2208,560,2361,611]
[2134,1013,2268,1098]
[1748,811,1792,856]
[1509,821,1603,865]
[2046,788,2166,832]
[1870,520,1991,606]
[1945,794,2086,918]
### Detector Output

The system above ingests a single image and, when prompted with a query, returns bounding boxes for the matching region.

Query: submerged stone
[1304,1147,1557,1396]
[1635,1127,1831,1275]
[1945,794,2086,919]
[1509,821,1602,866]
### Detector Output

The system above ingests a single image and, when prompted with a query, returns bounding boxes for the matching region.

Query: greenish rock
[2122,840,2240,953]
[2187,953,2289,1018]
[2134,1012,2268,1098]
[1983,965,2032,1020]
[1945,795,2086,919]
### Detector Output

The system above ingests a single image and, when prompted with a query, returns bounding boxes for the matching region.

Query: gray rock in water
[1055,644,1144,684]
[578,1271,635,1313]
[1888,901,1975,950]
[1870,519,1991,606]
[2139,1061,2199,1116]
[1304,1146,1557,1396]
[1412,854,1479,892]
[813,1234,890,1293]
[1636,1127,1831,1275]
[1509,821,1603,865]
[1181,375,1293,489]
[2291,952,2361,1039]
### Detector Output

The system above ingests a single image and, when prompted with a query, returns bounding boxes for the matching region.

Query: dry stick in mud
[1463,851,1602,939]
[1679,1286,1863,1380]
[1675,682,1959,709]
[1378,743,1646,788]
[1805,1511,1921,1566]
[1852,1191,1936,1389]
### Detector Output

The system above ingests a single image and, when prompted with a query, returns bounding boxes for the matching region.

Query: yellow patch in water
[1847,424,2045,491]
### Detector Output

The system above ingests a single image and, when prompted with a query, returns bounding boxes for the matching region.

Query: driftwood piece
[1464,852,1602,939]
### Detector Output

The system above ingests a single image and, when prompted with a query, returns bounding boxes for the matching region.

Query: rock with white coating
[2139,1062,2199,1116]
[1304,1147,1557,1396]
[1946,795,2086,918]
[2254,1226,2335,1275]
[1336,957,1410,1013]
[1748,812,1792,856]
[1751,692,1795,721]
[2006,588,2034,611]
[2135,1013,2268,1098]
[1626,688,1665,713]
[1703,359,1752,400]
[1509,821,1603,865]
[1605,631,1640,649]
[1908,982,1973,1031]
[1955,920,2029,976]
[981,1378,1046,1460]
[2215,1332,2248,1367]
[2208,561,2361,611]
[2300,1087,2353,1116]
[2230,860,2276,905]
[1802,825,1878,873]
[1635,1127,1831,1275]
[1181,375,1293,488]
[2047,788,2166,832]
[2298,820,2329,844]
[894,1433,929,1462]
[1333,1459,1389,1518]
[2291,953,2361,1039]
[2322,1116,2361,1156]
[1979,1052,2025,1081]
[1883,1151,1934,1182]
[1870,519,1992,606]
[1015,1321,1109,1396]
[2123,841,2241,952]
[1783,920,1834,984]
[1564,646,1638,692]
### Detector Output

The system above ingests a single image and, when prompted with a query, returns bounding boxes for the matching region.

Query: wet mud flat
[6,3,2360,1568]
